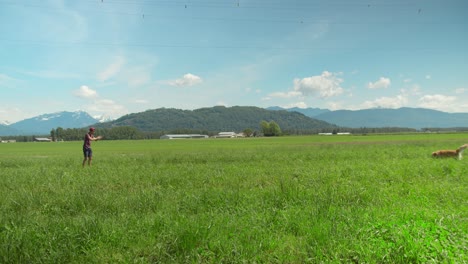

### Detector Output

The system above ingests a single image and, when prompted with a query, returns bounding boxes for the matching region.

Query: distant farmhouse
[160,132,245,139]
[160,134,209,139]
[1,139,16,143]
[34,137,52,142]
[214,132,244,138]
[318,132,351,136]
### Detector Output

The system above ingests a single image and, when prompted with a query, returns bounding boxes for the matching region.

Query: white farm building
[318,132,351,136]
[160,134,209,139]
[214,132,244,138]
[34,137,52,142]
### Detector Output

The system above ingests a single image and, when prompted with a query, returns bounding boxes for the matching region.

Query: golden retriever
[432,144,468,160]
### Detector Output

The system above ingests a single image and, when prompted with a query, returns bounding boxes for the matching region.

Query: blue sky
[1,0,467,122]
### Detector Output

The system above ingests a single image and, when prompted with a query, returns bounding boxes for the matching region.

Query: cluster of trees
[260,120,282,136]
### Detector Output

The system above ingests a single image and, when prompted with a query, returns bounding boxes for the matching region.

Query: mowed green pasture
[1,134,468,263]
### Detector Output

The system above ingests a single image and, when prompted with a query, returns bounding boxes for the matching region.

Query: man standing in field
[82,127,103,167]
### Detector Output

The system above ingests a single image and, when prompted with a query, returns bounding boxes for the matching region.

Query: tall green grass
[1,134,467,263]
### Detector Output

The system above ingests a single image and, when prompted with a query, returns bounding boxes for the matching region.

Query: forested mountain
[0,124,20,136]
[313,107,468,129]
[267,106,330,117]
[97,106,337,133]
[267,106,468,129]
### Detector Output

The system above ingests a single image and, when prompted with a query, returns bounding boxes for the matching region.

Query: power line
[0,0,463,25]
[1,0,431,10]
[91,0,441,10]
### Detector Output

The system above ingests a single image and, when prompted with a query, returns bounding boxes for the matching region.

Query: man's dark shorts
[83,147,93,158]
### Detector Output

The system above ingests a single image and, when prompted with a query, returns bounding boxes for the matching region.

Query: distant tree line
[421,127,468,132]
[2,125,447,142]
[44,124,416,141]
[0,135,38,142]
[345,127,418,134]
[49,126,143,141]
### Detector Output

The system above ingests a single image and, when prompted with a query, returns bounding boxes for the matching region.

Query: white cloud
[216,101,228,107]
[87,99,128,118]
[399,85,421,99]
[425,75,431,79]
[28,1,88,43]
[455,88,466,94]
[368,77,391,89]
[293,71,344,98]
[72,85,127,118]
[309,20,330,40]
[134,99,149,104]
[97,53,157,88]
[0,74,13,82]
[283,102,308,109]
[19,70,81,79]
[97,56,125,82]
[0,74,20,88]
[169,73,203,87]
[0,106,22,123]
[268,91,302,98]
[327,101,344,111]
[73,85,98,99]
[361,95,408,109]
[418,94,456,110]
[126,67,152,87]
[409,85,422,95]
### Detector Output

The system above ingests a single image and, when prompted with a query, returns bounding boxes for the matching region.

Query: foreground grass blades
[1,134,467,263]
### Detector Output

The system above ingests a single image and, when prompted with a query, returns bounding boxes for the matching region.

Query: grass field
[1,134,468,263]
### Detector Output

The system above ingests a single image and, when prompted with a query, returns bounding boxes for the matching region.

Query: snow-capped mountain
[1,120,11,126]
[93,114,115,123]
[8,111,99,135]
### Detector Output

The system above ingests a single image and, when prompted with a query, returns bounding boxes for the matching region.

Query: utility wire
[0,0,462,25]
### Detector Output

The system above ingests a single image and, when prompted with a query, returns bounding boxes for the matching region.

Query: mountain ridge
[3,106,468,137]
[314,107,468,129]
[1,111,99,136]
[96,106,337,133]
[270,106,468,129]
